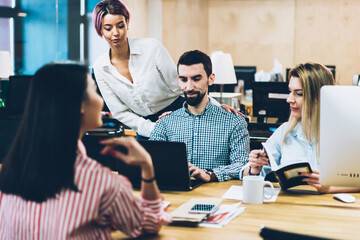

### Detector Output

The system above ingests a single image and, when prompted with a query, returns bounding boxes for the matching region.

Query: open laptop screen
[82,137,200,191]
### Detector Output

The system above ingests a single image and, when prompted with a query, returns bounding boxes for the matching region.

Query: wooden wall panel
[162,0,360,85]
[294,0,360,84]
[123,0,148,38]
[209,0,295,73]
[162,0,209,62]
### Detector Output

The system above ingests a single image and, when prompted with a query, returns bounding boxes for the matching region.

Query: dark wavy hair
[0,62,88,202]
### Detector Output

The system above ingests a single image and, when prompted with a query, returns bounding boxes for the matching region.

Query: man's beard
[184,90,206,106]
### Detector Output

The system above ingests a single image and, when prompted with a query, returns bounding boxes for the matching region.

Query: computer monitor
[234,66,256,91]
[6,75,33,117]
[208,66,256,93]
[320,86,360,187]
[252,82,290,123]
[326,65,336,80]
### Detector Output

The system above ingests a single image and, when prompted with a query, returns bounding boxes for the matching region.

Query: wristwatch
[205,169,218,182]
[248,166,259,176]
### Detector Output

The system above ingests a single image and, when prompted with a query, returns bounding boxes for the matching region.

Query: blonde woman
[243,62,360,193]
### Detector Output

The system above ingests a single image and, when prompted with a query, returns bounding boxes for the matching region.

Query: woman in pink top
[0,62,170,239]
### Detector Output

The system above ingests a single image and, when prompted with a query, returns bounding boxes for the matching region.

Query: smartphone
[188,204,217,214]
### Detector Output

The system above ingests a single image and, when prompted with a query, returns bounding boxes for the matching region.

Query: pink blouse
[0,141,171,239]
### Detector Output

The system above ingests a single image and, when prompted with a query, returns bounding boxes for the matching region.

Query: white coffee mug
[242,176,274,204]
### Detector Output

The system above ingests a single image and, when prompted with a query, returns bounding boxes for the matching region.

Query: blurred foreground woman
[0,62,170,239]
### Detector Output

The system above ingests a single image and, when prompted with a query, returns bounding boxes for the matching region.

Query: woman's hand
[100,137,152,169]
[300,169,331,193]
[247,149,269,175]
[101,137,160,200]
[156,111,172,123]
[220,104,246,118]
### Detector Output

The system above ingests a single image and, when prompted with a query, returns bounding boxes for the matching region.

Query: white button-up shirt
[93,38,182,137]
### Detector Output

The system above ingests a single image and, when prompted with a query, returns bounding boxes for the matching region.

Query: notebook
[82,137,204,191]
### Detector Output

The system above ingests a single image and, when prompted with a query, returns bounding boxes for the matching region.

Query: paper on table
[262,142,278,171]
[222,185,281,202]
[199,202,246,228]
[171,198,223,222]
[163,201,170,211]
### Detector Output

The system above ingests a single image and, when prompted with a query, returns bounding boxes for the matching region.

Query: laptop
[82,137,204,191]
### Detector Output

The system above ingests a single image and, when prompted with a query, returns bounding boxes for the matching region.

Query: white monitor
[320,86,360,187]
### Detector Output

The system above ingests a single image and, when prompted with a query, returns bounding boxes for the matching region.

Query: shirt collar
[77,140,87,156]
[102,50,112,68]
[290,123,302,138]
[102,38,140,69]
[291,122,314,145]
[183,97,214,116]
[128,38,141,55]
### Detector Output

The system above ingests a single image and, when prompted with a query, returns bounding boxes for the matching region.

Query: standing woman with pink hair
[92,0,237,139]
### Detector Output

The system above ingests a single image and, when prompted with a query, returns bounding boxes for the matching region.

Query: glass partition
[0,0,13,7]
[0,18,12,52]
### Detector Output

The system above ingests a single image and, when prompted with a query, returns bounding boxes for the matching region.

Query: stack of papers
[170,198,245,228]
[199,202,245,228]
[171,198,222,223]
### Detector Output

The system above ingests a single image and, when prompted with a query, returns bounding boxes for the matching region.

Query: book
[199,203,246,228]
[262,142,312,190]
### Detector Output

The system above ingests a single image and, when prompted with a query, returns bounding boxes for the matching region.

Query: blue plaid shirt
[149,100,250,181]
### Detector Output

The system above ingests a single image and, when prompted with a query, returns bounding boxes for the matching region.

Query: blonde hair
[284,62,335,156]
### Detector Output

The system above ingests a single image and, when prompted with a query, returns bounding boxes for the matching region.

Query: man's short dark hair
[177,50,212,77]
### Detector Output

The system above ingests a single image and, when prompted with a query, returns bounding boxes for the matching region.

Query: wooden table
[111,181,360,240]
